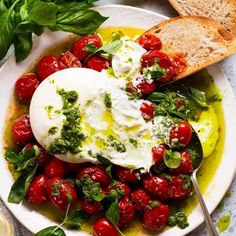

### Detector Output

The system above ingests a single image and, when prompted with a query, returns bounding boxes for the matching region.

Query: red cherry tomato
[15,73,40,101]
[141,50,176,83]
[113,166,140,184]
[73,34,102,61]
[168,175,192,199]
[137,80,157,95]
[138,34,162,51]
[37,55,63,80]
[93,218,120,236]
[77,165,110,186]
[46,177,78,211]
[44,158,67,178]
[12,114,33,144]
[142,201,170,230]
[118,197,135,228]
[106,182,131,198]
[59,51,82,68]
[140,102,154,120]
[143,175,169,201]
[169,53,187,74]
[81,198,104,215]
[170,151,193,175]
[169,120,192,148]
[86,55,110,72]
[152,144,167,165]
[130,188,150,211]
[26,174,48,204]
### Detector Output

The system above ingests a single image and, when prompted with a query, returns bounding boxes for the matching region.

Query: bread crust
[141,16,236,80]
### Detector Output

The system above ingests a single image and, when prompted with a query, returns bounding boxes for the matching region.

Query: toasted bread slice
[168,0,236,36]
[141,16,236,80]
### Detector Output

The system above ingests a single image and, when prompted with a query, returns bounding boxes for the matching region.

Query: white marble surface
[1,1,236,236]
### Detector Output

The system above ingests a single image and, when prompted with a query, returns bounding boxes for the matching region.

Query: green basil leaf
[106,197,119,225]
[147,92,168,102]
[8,165,38,203]
[97,40,122,55]
[15,21,44,35]
[64,209,90,229]
[85,43,98,53]
[96,155,112,167]
[56,9,108,35]
[29,2,58,26]
[0,0,7,15]
[184,87,209,108]
[0,2,17,60]
[163,150,182,169]
[35,226,66,236]
[14,32,32,62]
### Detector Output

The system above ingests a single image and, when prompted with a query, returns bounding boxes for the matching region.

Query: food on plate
[142,16,236,80]
[168,0,236,35]
[3,23,225,235]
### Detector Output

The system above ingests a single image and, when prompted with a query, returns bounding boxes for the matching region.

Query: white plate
[0,4,236,236]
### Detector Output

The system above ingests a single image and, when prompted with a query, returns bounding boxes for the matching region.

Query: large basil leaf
[0,0,6,15]
[35,226,66,236]
[106,197,119,225]
[8,165,37,203]
[14,32,32,62]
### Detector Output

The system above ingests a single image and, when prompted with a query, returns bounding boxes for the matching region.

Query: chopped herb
[104,92,112,108]
[57,89,78,109]
[168,211,189,229]
[143,64,167,81]
[129,138,138,148]
[87,150,93,156]
[107,135,126,153]
[181,175,192,190]
[208,94,222,103]
[48,126,58,135]
[85,43,99,53]
[145,200,160,210]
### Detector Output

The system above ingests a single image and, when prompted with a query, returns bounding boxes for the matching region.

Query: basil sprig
[0,0,107,62]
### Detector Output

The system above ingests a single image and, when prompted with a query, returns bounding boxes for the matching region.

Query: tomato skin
[86,55,110,72]
[81,198,103,215]
[106,182,131,198]
[93,218,120,236]
[77,165,110,186]
[130,188,150,211]
[143,175,169,201]
[169,53,187,74]
[152,144,167,165]
[37,55,63,80]
[137,80,157,95]
[73,34,102,61]
[12,115,33,144]
[26,174,48,204]
[142,201,170,230]
[59,51,82,68]
[138,34,162,51]
[44,158,67,178]
[140,102,154,120]
[46,177,78,211]
[15,73,40,101]
[113,166,140,184]
[170,151,193,175]
[169,120,192,148]
[168,175,192,199]
[118,197,135,228]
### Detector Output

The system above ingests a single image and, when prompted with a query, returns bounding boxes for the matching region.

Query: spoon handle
[190,173,219,236]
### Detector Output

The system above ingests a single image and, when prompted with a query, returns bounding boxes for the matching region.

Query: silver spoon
[189,131,219,236]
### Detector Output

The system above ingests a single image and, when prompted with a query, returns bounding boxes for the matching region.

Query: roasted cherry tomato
[26,174,48,204]
[118,197,135,228]
[59,51,82,68]
[141,50,175,83]
[140,102,154,120]
[44,158,67,178]
[169,120,192,148]
[93,218,120,236]
[106,182,131,198]
[138,34,162,51]
[73,34,102,61]
[137,80,157,95]
[15,73,40,101]
[12,114,33,144]
[77,165,110,186]
[37,55,63,80]
[86,55,110,72]
[142,201,170,230]
[130,188,150,211]
[169,53,187,74]
[113,166,140,184]
[152,144,167,165]
[81,198,104,215]
[168,175,192,199]
[170,151,193,175]
[143,175,169,201]
[46,177,78,211]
